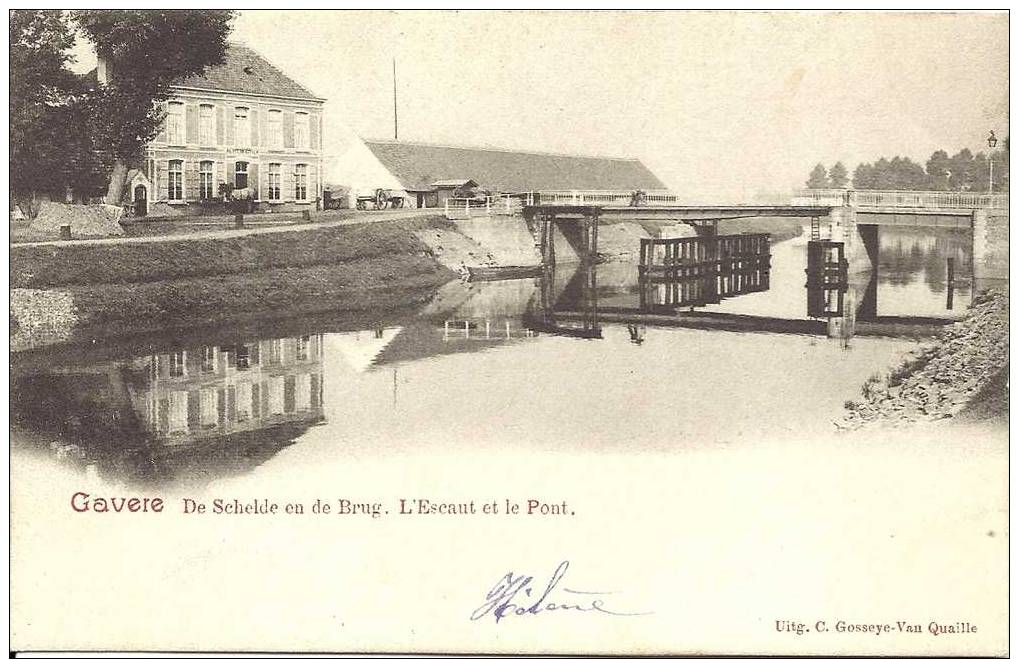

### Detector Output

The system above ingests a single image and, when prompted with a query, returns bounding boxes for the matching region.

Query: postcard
[8,9,1009,655]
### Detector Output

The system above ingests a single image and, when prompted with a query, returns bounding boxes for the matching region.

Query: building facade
[136,45,325,216]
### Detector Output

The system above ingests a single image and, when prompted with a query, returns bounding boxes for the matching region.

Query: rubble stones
[839,289,1008,431]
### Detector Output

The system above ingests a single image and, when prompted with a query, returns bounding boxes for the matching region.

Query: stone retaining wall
[10,289,78,350]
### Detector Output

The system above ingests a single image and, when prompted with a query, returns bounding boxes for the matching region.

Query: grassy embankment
[12,217,458,340]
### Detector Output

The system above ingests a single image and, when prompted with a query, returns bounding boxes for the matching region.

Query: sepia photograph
[8,8,1009,655]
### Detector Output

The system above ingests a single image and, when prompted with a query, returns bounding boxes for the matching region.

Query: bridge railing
[792,188,1009,210]
[444,195,523,219]
[525,190,680,207]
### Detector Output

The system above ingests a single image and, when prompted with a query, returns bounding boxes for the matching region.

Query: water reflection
[10,225,971,488]
[12,335,325,488]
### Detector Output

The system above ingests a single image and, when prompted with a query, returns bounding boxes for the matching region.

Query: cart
[355,188,405,211]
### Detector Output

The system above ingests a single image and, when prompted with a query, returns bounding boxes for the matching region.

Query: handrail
[792,188,1008,210]
[525,189,680,207]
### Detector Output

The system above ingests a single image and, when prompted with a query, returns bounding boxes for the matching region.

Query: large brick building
[127,44,325,216]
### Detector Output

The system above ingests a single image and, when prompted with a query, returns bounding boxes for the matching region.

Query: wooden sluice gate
[637,234,771,309]
[804,239,849,318]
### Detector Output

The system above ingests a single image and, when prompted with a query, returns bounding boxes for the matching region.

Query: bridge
[521,188,1008,290]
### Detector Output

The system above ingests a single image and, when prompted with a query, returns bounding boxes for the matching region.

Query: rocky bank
[839,289,1008,430]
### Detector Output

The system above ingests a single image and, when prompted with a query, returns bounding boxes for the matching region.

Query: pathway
[11,208,438,249]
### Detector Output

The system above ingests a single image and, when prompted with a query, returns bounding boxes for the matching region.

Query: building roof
[433,179,477,188]
[363,140,666,193]
[172,43,323,101]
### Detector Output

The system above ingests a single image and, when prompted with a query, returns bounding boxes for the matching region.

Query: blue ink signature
[470,560,653,623]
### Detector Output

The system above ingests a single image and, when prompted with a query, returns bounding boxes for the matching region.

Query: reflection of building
[11,333,327,489]
[131,335,325,444]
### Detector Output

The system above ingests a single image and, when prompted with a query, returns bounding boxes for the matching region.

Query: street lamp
[987,130,998,193]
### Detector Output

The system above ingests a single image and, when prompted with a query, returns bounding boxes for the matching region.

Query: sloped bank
[11,220,458,350]
[839,289,1008,430]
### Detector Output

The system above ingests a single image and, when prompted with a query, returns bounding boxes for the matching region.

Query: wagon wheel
[375,189,389,210]
[356,199,367,211]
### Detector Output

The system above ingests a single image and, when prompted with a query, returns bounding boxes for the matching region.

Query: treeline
[806,143,1009,192]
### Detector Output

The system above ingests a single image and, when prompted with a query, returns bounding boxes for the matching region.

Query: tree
[806,163,829,189]
[71,10,235,203]
[947,148,975,191]
[852,163,875,189]
[924,150,951,191]
[10,10,78,215]
[829,161,849,188]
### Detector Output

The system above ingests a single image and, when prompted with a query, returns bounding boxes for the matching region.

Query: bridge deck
[525,204,830,221]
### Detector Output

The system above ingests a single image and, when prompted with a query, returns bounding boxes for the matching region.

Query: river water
[10,224,975,492]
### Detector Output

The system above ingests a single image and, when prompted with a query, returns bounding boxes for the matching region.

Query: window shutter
[155,161,165,201]
[309,112,320,151]
[226,108,235,145]
[249,162,260,199]
[186,104,198,144]
[216,105,225,146]
[250,108,259,147]
[185,161,199,201]
[154,102,167,143]
[260,109,270,149]
[283,112,294,149]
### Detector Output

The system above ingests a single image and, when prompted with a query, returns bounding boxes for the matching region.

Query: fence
[443,195,522,219]
[792,188,1009,210]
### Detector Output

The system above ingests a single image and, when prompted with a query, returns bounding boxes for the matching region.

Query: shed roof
[363,140,666,193]
[172,43,323,101]
[433,179,477,188]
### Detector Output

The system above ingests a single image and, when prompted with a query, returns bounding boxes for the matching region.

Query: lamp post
[987,130,998,193]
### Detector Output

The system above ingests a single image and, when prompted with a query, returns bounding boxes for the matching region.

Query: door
[133,185,147,216]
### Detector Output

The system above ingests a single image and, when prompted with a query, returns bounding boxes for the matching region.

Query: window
[200,161,214,200]
[168,350,185,377]
[295,112,309,149]
[294,164,307,201]
[199,104,214,144]
[233,106,250,147]
[268,163,281,200]
[235,381,253,421]
[200,388,218,428]
[236,345,251,370]
[296,335,310,361]
[166,102,185,144]
[268,110,283,149]
[235,161,248,190]
[201,345,216,373]
[267,339,282,365]
[168,160,183,201]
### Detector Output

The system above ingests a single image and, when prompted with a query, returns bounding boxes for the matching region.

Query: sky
[70,10,1009,201]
